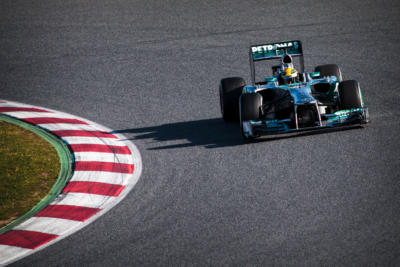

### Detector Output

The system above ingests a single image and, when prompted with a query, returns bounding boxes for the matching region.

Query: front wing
[244,108,369,137]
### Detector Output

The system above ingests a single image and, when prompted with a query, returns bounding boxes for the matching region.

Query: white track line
[61,136,128,146]
[14,218,83,236]
[69,171,132,184]
[73,152,133,164]
[50,193,117,209]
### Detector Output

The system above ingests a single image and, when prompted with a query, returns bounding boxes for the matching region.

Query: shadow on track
[112,118,364,150]
[113,118,244,149]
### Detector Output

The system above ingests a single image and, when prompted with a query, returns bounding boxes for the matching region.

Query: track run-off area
[1,0,399,265]
[0,100,142,265]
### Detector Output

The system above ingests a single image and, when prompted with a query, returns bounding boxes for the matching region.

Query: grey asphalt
[1,0,400,265]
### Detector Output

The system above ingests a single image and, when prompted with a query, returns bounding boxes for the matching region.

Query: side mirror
[310,72,320,78]
[264,77,277,83]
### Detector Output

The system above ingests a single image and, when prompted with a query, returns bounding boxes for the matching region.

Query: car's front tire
[338,80,363,109]
[219,77,245,122]
[240,93,262,139]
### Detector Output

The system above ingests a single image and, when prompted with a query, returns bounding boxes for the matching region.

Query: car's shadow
[113,118,244,149]
[112,118,364,150]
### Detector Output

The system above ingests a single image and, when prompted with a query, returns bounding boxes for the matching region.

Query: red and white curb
[0,100,142,266]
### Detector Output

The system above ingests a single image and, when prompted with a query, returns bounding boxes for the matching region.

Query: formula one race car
[219,40,369,139]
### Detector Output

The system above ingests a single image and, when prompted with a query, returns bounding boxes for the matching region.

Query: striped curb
[0,114,73,236]
[0,100,142,266]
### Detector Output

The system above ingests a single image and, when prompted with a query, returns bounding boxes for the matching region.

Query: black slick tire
[338,80,363,109]
[219,77,245,121]
[240,93,262,139]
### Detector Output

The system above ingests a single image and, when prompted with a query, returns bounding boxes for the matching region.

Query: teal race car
[219,40,369,139]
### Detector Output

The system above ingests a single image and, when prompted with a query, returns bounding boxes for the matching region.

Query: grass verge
[0,120,60,228]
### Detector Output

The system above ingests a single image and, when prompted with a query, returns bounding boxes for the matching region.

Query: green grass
[0,120,60,228]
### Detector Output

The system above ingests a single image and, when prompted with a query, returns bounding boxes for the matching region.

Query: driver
[282,67,299,84]
[280,54,299,84]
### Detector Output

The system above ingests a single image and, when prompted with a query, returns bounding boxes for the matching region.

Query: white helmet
[281,54,294,70]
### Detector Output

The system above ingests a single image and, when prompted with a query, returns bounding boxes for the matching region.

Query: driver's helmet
[280,54,298,84]
[281,54,294,70]
[282,67,298,84]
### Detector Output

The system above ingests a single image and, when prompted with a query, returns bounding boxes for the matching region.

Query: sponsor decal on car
[251,42,295,53]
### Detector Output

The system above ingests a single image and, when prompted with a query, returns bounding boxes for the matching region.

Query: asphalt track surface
[1,0,399,265]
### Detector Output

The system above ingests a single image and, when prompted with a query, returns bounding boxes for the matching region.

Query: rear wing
[249,40,304,85]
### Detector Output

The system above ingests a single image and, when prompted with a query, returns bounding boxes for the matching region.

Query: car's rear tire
[219,77,245,121]
[240,93,262,139]
[338,80,363,109]
[314,64,342,93]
